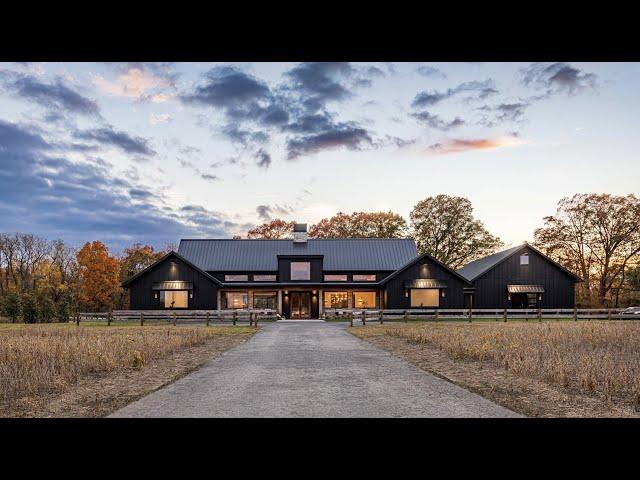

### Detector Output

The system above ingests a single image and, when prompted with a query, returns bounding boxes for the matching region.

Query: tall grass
[367,322,640,409]
[0,325,250,404]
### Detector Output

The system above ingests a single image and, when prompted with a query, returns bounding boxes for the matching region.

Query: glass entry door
[290,292,311,319]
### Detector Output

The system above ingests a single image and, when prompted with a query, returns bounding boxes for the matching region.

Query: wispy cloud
[428,136,525,155]
[92,64,177,103]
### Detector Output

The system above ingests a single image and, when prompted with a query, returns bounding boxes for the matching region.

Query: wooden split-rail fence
[323,308,629,326]
[73,309,280,327]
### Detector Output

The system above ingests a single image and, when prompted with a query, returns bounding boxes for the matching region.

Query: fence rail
[74,309,280,327]
[322,308,631,326]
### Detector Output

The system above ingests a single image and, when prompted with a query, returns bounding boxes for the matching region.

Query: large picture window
[291,262,311,281]
[223,292,248,309]
[353,291,377,309]
[410,289,439,307]
[324,291,349,309]
[253,292,278,309]
[160,290,188,309]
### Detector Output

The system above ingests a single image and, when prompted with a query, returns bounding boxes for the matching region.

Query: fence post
[107,311,112,326]
[608,308,612,321]
[468,308,472,323]
[233,310,237,326]
[254,312,259,327]
[379,310,384,325]
[503,309,507,323]
[173,311,177,326]
[140,312,144,326]
[573,307,578,321]
[434,308,439,322]
[249,311,253,327]
[404,310,408,323]
[206,312,210,327]
[538,308,542,322]
[362,310,366,326]
[349,312,353,327]
[76,314,80,326]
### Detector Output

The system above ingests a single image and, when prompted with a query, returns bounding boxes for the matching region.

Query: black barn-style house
[122,225,579,318]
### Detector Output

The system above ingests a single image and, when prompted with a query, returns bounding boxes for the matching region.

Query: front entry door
[290,292,311,319]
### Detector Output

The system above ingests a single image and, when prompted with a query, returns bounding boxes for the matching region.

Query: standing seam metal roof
[177,238,418,271]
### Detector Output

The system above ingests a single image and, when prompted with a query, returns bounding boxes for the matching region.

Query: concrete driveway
[110,322,521,418]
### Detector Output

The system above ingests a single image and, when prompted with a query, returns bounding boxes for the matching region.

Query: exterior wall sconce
[507,293,511,301]
[538,294,542,301]
[404,289,409,298]
[189,292,193,299]
[312,290,317,296]
[284,290,288,296]
[441,290,446,298]
[154,292,159,299]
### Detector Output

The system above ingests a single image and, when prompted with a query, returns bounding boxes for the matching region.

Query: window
[253,274,276,282]
[223,292,248,309]
[291,262,310,281]
[410,289,439,307]
[324,274,347,281]
[160,290,188,309]
[324,291,349,309]
[520,254,529,265]
[225,274,248,282]
[353,291,376,309]
[253,292,278,309]
[353,274,376,281]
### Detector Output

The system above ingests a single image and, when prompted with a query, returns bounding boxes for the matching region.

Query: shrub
[21,292,38,324]
[1,292,22,323]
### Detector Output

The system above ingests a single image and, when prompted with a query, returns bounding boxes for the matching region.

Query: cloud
[0,118,243,250]
[74,127,156,156]
[476,101,530,126]
[255,148,271,169]
[150,113,172,125]
[521,63,597,95]
[410,111,465,131]
[256,204,293,221]
[412,79,498,108]
[93,63,177,102]
[428,136,524,155]
[286,124,373,160]
[0,70,99,117]
[201,173,219,182]
[181,63,380,163]
[416,65,446,79]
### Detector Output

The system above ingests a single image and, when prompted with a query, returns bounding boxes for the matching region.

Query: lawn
[0,323,255,417]
[350,321,640,417]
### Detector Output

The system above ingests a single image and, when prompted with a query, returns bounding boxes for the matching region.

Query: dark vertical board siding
[128,255,218,310]
[384,258,467,309]
[471,247,575,308]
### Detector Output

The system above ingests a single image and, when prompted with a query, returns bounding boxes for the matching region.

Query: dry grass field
[0,324,255,416]
[351,321,640,417]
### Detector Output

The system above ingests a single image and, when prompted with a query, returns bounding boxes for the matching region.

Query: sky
[1,61,638,253]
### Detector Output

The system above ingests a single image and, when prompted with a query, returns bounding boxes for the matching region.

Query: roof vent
[293,223,308,243]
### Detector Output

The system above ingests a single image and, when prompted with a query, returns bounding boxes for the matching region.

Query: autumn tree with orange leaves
[246,219,296,239]
[76,241,120,312]
[309,211,408,239]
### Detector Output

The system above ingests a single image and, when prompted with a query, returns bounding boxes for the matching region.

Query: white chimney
[293,223,308,243]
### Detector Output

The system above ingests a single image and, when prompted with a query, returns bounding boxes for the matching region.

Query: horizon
[2,62,639,253]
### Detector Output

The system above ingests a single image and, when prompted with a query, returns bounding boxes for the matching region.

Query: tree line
[1,193,638,321]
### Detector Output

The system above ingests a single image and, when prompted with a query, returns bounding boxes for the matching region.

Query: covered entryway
[508,285,544,308]
[289,291,312,319]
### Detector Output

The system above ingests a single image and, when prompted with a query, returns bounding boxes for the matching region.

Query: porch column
[277,290,283,314]
[347,290,353,308]
[217,290,222,310]
[318,289,323,316]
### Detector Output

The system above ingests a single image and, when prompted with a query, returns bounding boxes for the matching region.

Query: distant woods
[0,236,170,321]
